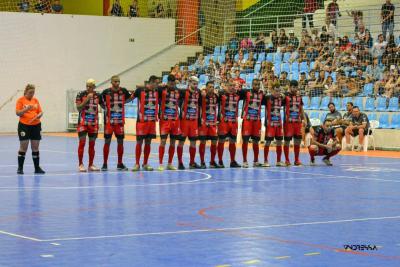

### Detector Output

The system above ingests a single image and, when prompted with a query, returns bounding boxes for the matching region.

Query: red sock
[135,143,142,165]
[276,145,282,162]
[284,145,290,162]
[242,142,248,162]
[144,143,151,165]
[177,145,183,164]
[210,143,217,163]
[189,146,196,165]
[253,143,259,162]
[309,147,316,161]
[159,145,165,164]
[294,144,300,162]
[78,139,85,165]
[217,142,224,162]
[229,143,236,162]
[199,143,206,164]
[88,140,95,166]
[264,145,269,162]
[117,143,124,165]
[168,145,175,164]
[326,148,341,159]
[103,143,110,165]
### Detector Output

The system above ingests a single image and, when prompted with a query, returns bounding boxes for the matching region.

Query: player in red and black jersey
[99,75,133,171]
[263,83,286,167]
[157,75,182,171]
[309,120,341,166]
[177,76,201,170]
[75,79,101,172]
[217,80,241,168]
[240,79,265,168]
[283,80,305,166]
[132,75,159,171]
[198,81,219,168]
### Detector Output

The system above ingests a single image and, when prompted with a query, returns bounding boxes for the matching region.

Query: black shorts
[18,122,42,141]
[353,128,368,137]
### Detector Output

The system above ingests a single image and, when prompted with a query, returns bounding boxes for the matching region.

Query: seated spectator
[266,29,278,52]
[51,0,63,13]
[374,69,390,95]
[324,102,342,135]
[243,52,255,73]
[279,71,290,92]
[228,35,239,55]
[206,59,216,77]
[170,64,182,80]
[340,36,352,51]
[287,44,299,63]
[233,70,245,90]
[108,0,123,16]
[323,75,337,96]
[383,66,400,98]
[128,0,140,17]
[346,68,365,96]
[240,37,254,52]
[344,106,369,151]
[309,120,341,166]
[311,28,319,42]
[18,0,30,12]
[254,33,266,53]
[309,70,326,96]
[288,30,299,49]
[277,29,288,51]
[382,45,398,67]
[365,57,384,83]
[320,26,330,43]
[154,3,165,18]
[34,0,50,13]
[298,72,308,95]
[372,34,388,61]
[194,53,206,74]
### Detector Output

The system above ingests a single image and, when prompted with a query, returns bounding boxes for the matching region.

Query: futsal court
[0,134,399,267]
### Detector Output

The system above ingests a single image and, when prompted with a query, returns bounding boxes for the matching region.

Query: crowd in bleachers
[17,0,63,13]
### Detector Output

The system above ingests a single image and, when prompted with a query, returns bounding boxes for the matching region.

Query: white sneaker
[261,162,270,167]
[79,164,87,172]
[242,162,249,168]
[276,162,286,167]
[88,165,100,172]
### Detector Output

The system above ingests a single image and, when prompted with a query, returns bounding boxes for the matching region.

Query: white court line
[39,215,400,242]
[0,230,42,241]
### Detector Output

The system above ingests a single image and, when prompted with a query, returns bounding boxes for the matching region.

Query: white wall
[0,12,176,132]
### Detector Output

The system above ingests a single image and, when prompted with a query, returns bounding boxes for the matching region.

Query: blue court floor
[0,135,399,267]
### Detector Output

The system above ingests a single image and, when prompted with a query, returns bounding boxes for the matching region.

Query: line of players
[75,74,341,172]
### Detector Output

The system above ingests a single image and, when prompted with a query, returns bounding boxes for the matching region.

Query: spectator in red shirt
[303,0,318,29]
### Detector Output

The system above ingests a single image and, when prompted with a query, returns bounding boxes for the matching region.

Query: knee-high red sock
[276,145,282,162]
[189,146,196,165]
[210,143,217,163]
[294,144,300,162]
[199,143,206,164]
[117,143,124,164]
[177,145,183,164]
[217,142,224,162]
[88,140,95,166]
[103,143,110,165]
[229,143,236,162]
[135,143,142,165]
[308,147,316,161]
[168,145,175,164]
[144,143,151,165]
[284,145,290,162]
[264,145,269,162]
[253,143,259,162]
[159,145,165,164]
[78,139,85,165]
[326,148,341,159]
[242,142,248,162]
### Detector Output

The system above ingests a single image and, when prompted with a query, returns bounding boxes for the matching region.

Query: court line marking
[38,215,400,242]
[304,252,320,256]
[40,255,54,258]
[0,230,42,242]
[243,259,261,264]
[274,256,291,260]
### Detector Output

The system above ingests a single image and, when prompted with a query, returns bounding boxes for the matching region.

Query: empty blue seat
[387,97,399,111]
[291,71,299,81]
[283,52,291,63]
[310,61,316,70]
[204,55,211,66]
[302,96,310,109]
[212,54,219,62]
[353,97,364,111]
[266,53,274,62]
[257,52,265,63]
[221,45,228,53]
[320,96,331,110]
[162,75,168,83]
[376,97,387,111]
[234,53,239,61]
[310,97,321,110]
[214,46,221,55]
[274,52,282,63]
[188,65,195,71]
[363,83,374,96]
[274,63,281,76]
[300,61,308,73]
[368,113,378,121]
[331,72,337,82]
[291,62,299,72]
[199,74,208,85]
[378,113,390,128]
[254,63,261,74]
[341,97,353,111]
[364,98,375,111]
[391,114,400,129]
[218,55,225,64]
[332,97,341,110]
[244,53,249,60]
[281,62,291,73]
[309,111,320,119]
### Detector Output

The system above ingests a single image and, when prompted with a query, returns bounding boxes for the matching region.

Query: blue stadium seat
[214,46,221,55]
[368,113,378,121]
[254,63,262,74]
[310,61,316,70]
[315,71,319,78]
[266,53,274,62]
[300,61,308,73]
[310,97,321,110]
[291,62,299,72]
[199,74,208,85]
[331,72,337,82]
[320,96,331,110]
[246,73,255,82]
[387,97,399,112]
[341,97,353,111]
[204,55,211,66]
[274,63,281,76]
[309,111,320,119]
[283,52,291,63]
[221,45,228,53]
[188,65,195,71]
[218,55,225,64]
[391,114,400,129]
[378,114,390,128]
[239,73,246,80]
[376,97,388,111]
[257,52,265,63]
[234,53,239,61]
[291,71,299,81]
[281,62,291,73]
[274,52,282,63]
[244,53,249,60]
[364,97,375,111]
[302,96,310,109]
[332,97,341,110]
[319,112,326,122]
[362,83,374,96]
[162,75,168,83]
[353,97,364,111]
[396,36,400,46]
[212,54,219,62]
